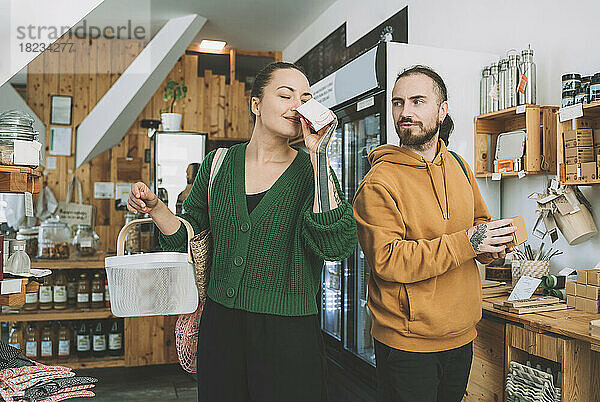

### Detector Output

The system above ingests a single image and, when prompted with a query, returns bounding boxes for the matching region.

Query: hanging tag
[559,103,583,122]
[518,171,526,179]
[488,84,499,100]
[517,74,528,94]
[516,105,526,114]
[550,178,559,191]
[492,172,502,181]
[24,192,34,217]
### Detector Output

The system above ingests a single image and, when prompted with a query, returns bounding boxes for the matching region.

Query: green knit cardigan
[159,142,357,316]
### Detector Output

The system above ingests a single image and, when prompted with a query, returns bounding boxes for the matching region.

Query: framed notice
[50,95,72,125]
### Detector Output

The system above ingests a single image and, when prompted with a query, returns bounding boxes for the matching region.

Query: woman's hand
[128,182,159,214]
[300,112,337,154]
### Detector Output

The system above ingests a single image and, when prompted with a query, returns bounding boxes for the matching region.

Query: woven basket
[511,260,550,287]
[189,228,212,304]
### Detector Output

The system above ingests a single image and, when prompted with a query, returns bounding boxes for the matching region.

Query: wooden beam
[229,48,236,84]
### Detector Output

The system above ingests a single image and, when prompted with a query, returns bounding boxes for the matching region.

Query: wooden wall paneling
[173,58,185,117]
[96,37,112,101]
[123,40,140,72]
[58,37,74,97]
[203,70,212,132]
[183,55,199,131]
[73,38,90,127]
[125,316,176,366]
[197,76,205,132]
[225,80,232,138]
[88,38,98,111]
[25,54,45,120]
[217,75,226,138]
[42,48,60,199]
[110,39,123,85]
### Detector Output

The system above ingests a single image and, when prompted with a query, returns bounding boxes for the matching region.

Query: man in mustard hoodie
[353,66,516,402]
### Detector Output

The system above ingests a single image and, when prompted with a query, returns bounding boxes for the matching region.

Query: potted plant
[160,79,188,131]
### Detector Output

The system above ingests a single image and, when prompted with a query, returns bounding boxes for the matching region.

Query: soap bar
[506,216,528,248]
[296,99,335,132]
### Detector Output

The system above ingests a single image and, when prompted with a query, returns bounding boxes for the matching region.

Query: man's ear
[439,100,448,122]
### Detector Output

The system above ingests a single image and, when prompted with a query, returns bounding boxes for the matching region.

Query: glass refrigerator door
[343,112,381,366]
[320,126,344,340]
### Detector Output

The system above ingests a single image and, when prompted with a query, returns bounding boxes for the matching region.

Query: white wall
[284,0,600,271]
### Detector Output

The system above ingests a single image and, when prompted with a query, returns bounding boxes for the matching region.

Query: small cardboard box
[565,163,579,181]
[594,129,600,146]
[584,298,600,314]
[565,146,595,164]
[566,281,577,296]
[586,285,600,300]
[576,296,587,311]
[573,118,592,129]
[295,99,335,132]
[567,295,576,307]
[577,269,589,284]
[577,282,588,297]
[588,269,600,286]
[564,128,594,148]
[506,216,527,248]
[581,161,597,180]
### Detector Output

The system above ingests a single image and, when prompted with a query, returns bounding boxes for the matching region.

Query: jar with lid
[72,225,99,257]
[8,322,24,350]
[57,321,71,359]
[40,322,54,359]
[24,281,39,311]
[16,226,38,258]
[562,90,576,108]
[75,321,91,358]
[108,319,123,356]
[39,275,53,310]
[38,217,70,259]
[91,272,105,309]
[92,320,107,357]
[24,322,38,358]
[124,213,141,254]
[562,73,581,92]
[590,73,600,103]
[67,272,78,306]
[53,271,67,309]
[77,273,90,309]
[0,110,40,167]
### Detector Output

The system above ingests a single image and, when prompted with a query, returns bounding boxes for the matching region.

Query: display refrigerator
[313,42,498,384]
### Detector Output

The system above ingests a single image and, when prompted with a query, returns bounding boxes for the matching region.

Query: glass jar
[72,225,99,257]
[39,275,53,310]
[38,217,71,259]
[124,213,141,254]
[16,226,39,258]
[77,273,90,309]
[67,272,78,306]
[24,281,39,311]
[8,322,25,350]
[91,272,105,309]
[57,321,71,359]
[25,322,38,358]
[40,322,53,359]
[53,271,67,310]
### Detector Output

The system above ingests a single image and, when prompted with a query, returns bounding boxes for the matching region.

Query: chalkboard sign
[296,6,408,84]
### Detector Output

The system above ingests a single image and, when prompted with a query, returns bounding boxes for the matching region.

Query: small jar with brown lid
[90,272,105,309]
[76,273,90,309]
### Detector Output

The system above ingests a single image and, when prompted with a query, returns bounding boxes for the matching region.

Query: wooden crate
[556,101,600,185]
[474,105,558,178]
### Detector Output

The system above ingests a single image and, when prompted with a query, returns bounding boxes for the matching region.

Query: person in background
[128,62,357,402]
[176,163,200,214]
[353,65,516,402]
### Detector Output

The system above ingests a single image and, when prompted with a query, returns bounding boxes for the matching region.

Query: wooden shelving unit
[556,101,600,185]
[31,255,107,270]
[40,356,125,369]
[0,307,112,322]
[0,166,41,194]
[474,105,558,178]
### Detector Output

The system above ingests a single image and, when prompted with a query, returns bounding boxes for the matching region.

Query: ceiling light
[199,40,226,51]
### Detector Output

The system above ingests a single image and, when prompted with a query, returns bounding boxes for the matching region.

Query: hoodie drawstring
[424,154,450,220]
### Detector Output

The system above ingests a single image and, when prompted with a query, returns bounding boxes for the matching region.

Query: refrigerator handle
[375,42,386,90]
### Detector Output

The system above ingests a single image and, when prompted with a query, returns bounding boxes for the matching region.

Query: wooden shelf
[0,279,27,306]
[40,356,125,369]
[1,307,113,322]
[474,105,558,177]
[0,165,41,194]
[31,255,108,270]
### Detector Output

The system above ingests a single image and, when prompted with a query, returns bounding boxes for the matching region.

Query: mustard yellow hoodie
[353,140,492,353]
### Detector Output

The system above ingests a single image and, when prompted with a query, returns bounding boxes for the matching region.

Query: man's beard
[396,118,440,152]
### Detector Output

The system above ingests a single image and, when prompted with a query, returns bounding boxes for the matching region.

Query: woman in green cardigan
[127,62,357,401]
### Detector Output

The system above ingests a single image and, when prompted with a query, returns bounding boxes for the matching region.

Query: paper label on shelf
[1,279,22,295]
[26,341,37,357]
[92,292,103,302]
[25,292,38,304]
[559,103,583,122]
[77,335,90,351]
[93,335,106,352]
[58,340,70,356]
[94,182,115,199]
[492,173,502,181]
[356,96,375,112]
[516,105,526,114]
[24,192,33,217]
[77,293,89,303]
[53,286,67,302]
[46,156,57,170]
[80,239,93,248]
[518,171,526,179]
[39,286,52,303]
[109,334,122,350]
[508,275,542,301]
[41,340,52,357]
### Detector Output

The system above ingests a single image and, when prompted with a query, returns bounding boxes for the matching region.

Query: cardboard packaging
[573,118,592,129]
[586,285,600,300]
[506,216,528,248]
[565,146,595,164]
[587,269,600,286]
[581,161,597,180]
[577,282,588,297]
[566,281,577,296]
[564,128,594,148]
[295,99,335,132]
[577,269,588,284]
[575,296,587,311]
[566,295,575,307]
[584,298,600,314]
[565,163,579,181]
[594,129,600,146]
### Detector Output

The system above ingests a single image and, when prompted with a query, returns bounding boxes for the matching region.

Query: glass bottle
[53,271,67,310]
[8,322,25,351]
[92,320,107,357]
[90,272,104,309]
[25,322,38,358]
[72,225,99,257]
[39,275,53,310]
[24,281,39,311]
[76,273,90,309]
[67,272,77,306]
[76,321,91,358]
[40,322,53,359]
[104,276,110,309]
[108,319,123,356]
[57,321,71,359]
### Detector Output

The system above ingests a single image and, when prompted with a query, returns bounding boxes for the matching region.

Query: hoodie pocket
[398,284,412,321]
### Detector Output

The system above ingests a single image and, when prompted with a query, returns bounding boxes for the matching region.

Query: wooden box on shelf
[557,101,600,185]
[0,166,41,194]
[474,105,558,178]
[0,279,27,306]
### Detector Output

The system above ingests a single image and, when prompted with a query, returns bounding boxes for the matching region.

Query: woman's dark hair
[395,65,454,145]
[250,61,306,122]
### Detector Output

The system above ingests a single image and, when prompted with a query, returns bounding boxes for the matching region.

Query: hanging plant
[160,79,188,114]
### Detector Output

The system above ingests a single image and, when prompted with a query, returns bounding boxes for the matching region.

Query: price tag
[559,103,583,122]
[492,172,502,181]
[24,192,33,217]
[518,171,526,179]
[508,276,542,301]
[517,74,528,94]
[516,105,526,114]
[550,178,559,190]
